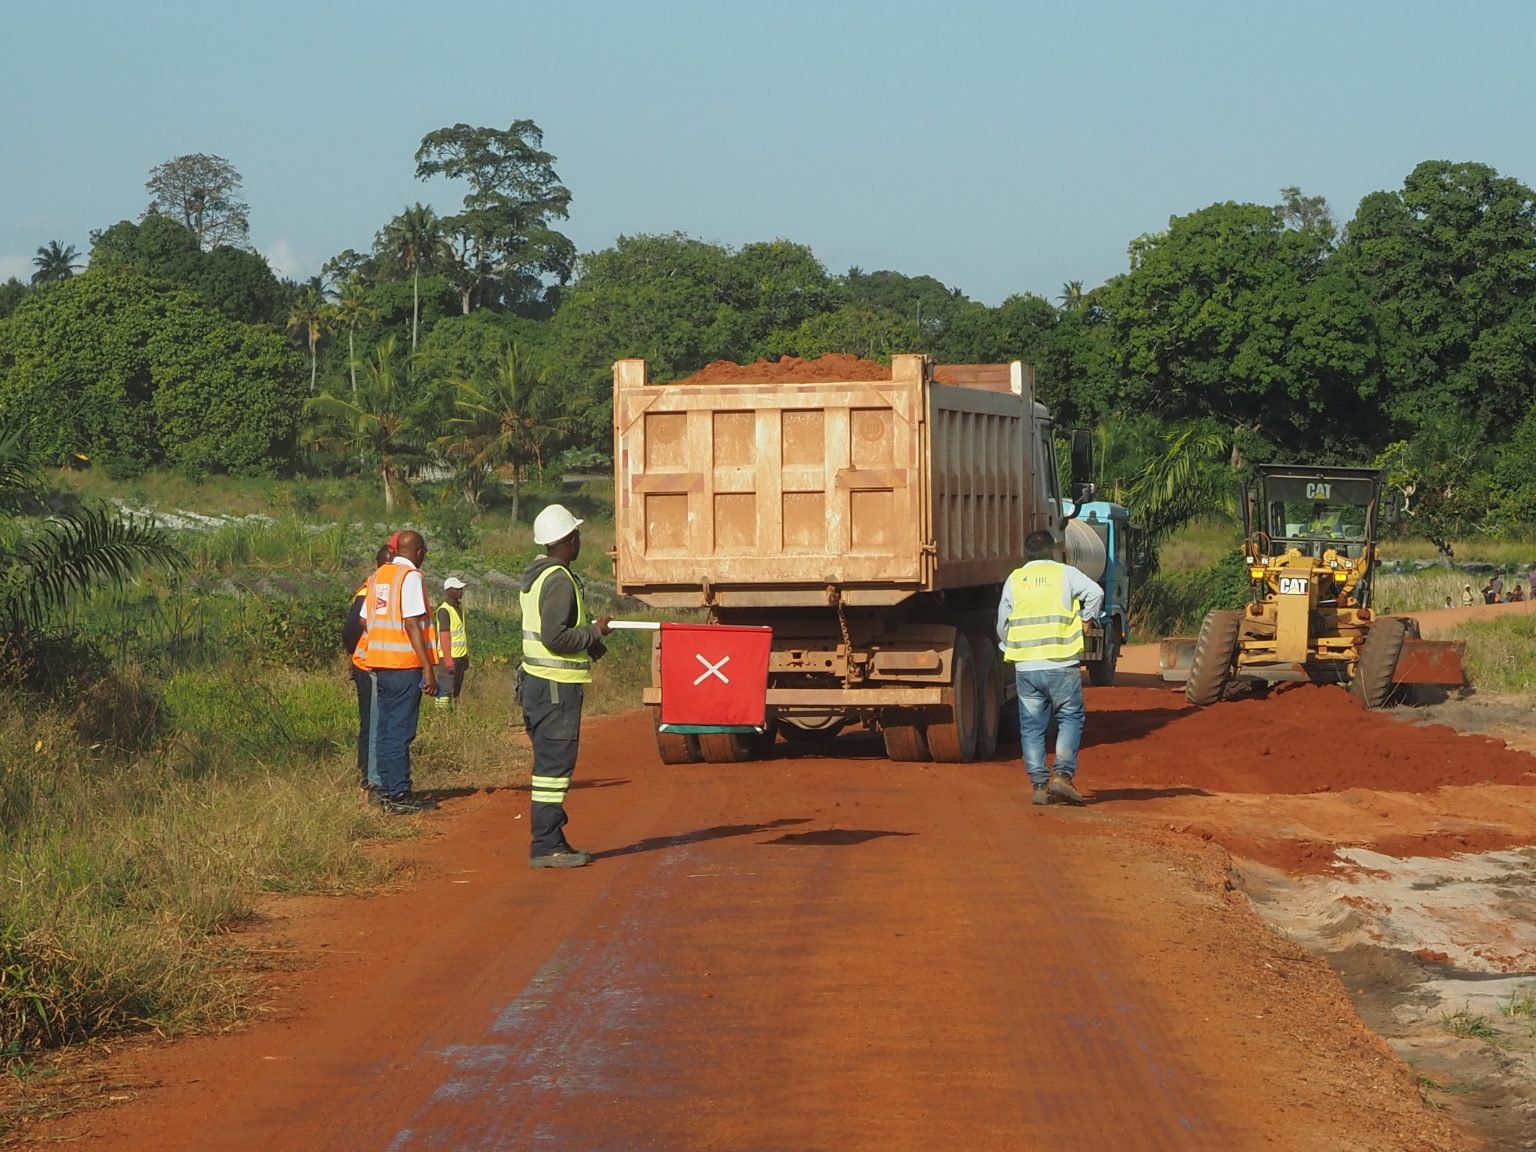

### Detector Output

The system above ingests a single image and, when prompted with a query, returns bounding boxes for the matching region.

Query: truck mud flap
[1393,639,1467,686]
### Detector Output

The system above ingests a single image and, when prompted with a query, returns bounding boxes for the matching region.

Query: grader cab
[1161,465,1465,707]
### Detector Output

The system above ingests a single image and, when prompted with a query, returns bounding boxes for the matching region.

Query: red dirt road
[14,689,1500,1152]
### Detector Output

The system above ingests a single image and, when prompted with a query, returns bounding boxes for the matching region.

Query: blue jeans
[1014,665,1085,786]
[370,667,424,799]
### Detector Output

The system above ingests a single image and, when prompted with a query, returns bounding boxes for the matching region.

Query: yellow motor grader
[1160,465,1465,707]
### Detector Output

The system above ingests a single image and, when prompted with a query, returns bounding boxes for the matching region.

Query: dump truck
[1159,464,1465,706]
[612,354,1134,764]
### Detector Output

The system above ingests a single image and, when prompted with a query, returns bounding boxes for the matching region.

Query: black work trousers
[519,673,584,856]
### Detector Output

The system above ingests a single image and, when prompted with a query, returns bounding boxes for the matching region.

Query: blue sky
[4,0,1531,305]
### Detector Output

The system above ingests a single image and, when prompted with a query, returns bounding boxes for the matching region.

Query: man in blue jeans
[997,529,1105,806]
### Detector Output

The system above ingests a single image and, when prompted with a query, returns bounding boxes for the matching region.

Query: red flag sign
[658,623,772,728]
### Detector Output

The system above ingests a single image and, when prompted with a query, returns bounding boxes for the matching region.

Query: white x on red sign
[693,653,731,686]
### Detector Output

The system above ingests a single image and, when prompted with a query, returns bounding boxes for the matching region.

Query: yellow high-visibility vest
[1002,563,1083,664]
[519,566,593,684]
[438,602,468,659]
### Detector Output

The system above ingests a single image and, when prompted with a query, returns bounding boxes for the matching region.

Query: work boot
[381,793,438,814]
[1047,773,1086,806]
[1031,784,1052,806]
[530,849,591,869]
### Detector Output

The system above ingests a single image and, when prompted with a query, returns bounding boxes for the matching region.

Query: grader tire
[927,633,980,763]
[697,732,753,763]
[882,715,931,762]
[971,634,1003,761]
[1353,616,1408,710]
[1185,610,1242,707]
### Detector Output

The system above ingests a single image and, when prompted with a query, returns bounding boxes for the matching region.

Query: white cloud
[0,255,30,283]
[261,238,316,283]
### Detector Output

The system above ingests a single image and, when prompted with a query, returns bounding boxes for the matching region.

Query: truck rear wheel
[1087,621,1119,687]
[698,731,753,763]
[1352,616,1408,709]
[1185,610,1242,707]
[882,717,930,762]
[971,634,1002,760]
[927,633,980,762]
[652,710,702,764]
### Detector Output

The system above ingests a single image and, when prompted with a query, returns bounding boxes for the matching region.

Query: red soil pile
[675,354,893,385]
[1088,684,1536,796]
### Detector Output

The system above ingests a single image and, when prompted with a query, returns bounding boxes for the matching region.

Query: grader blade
[1394,638,1467,686]
[1159,637,1196,683]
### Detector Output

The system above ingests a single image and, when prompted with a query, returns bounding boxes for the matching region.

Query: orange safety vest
[350,581,370,670]
[360,562,438,670]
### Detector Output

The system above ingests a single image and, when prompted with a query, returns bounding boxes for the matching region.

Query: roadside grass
[1439,1007,1499,1040]
[2,549,657,1077]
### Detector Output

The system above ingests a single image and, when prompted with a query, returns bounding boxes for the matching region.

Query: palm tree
[1125,419,1241,552]
[304,337,420,512]
[1057,280,1085,311]
[378,204,445,355]
[31,241,82,285]
[328,277,379,397]
[286,286,331,394]
[0,414,183,645]
[435,344,565,517]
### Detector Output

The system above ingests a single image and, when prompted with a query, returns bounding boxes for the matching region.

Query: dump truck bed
[613,356,1053,608]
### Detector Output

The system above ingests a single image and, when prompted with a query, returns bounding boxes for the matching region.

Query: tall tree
[414,120,576,315]
[1337,160,1536,440]
[30,241,81,284]
[329,277,379,396]
[304,337,420,512]
[143,153,251,250]
[375,203,445,354]
[285,286,331,394]
[1057,280,1084,311]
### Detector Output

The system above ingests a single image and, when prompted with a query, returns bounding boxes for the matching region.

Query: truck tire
[1184,610,1242,707]
[1087,620,1119,687]
[698,732,753,763]
[1352,616,1408,709]
[927,633,980,763]
[652,710,702,764]
[971,633,1002,760]
[882,716,930,762]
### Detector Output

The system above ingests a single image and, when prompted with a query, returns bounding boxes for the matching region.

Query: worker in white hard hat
[517,504,612,868]
[435,576,470,707]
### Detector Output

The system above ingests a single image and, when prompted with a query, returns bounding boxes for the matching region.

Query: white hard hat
[532,504,584,546]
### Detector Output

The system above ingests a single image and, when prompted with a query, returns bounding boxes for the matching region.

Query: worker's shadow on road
[761,828,914,847]
[1087,786,1213,803]
[1081,707,1188,748]
[594,817,814,859]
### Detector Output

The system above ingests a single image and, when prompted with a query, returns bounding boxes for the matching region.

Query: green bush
[1131,552,1250,639]
[251,590,350,667]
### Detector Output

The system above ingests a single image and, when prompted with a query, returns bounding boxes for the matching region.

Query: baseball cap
[443,576,468,590]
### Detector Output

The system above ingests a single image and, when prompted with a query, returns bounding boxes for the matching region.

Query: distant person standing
[347,544,394,794]
[361,530,439,813]
[998,529,1105,807]
[436,576,470,707]
[518,504,613,868]
[1462,584,1476,607]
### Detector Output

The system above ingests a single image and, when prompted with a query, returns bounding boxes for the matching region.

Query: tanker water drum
[1064,519,1107,583]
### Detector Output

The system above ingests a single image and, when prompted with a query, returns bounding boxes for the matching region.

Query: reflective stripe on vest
[439,601,468,658]
[1002,563,1083,664]
[519,565,592,684]
[362,563,437,670]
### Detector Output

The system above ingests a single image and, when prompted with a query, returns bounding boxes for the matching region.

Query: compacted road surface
[15,699,1471,1152]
